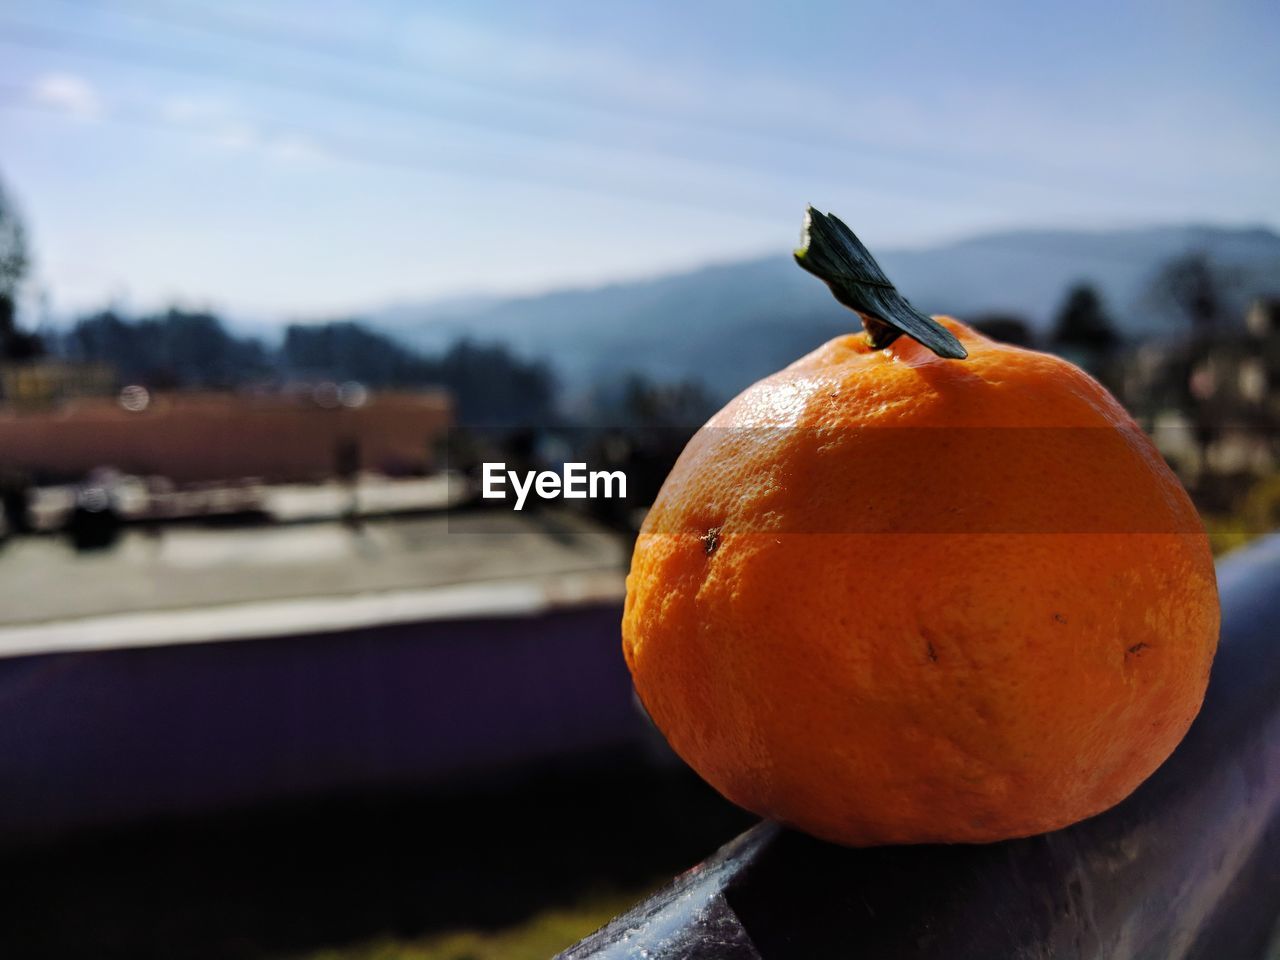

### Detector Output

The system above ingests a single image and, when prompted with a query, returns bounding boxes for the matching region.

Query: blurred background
[0,1,1277,957]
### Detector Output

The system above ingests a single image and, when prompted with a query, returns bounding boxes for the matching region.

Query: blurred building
[969,297,1279,512]
[1120,297,1280,509]
[0,388,453,484]
[0,359,116,409]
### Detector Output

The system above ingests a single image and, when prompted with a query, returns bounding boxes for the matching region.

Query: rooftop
[0,509,628,657]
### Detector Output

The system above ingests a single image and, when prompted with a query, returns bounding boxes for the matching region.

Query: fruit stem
[793,206,967,360]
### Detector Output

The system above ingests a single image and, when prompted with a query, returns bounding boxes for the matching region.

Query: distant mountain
[373,224,1280,399]
[370,293,508,354]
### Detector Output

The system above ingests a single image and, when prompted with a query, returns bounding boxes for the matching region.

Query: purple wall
[0,602,642,839]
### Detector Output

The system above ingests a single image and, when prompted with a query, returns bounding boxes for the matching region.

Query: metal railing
[562,535,1280,959]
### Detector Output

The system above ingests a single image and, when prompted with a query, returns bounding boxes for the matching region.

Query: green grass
[289,888,644,960]
[0,754,752,960]
[1202,473,1280,555]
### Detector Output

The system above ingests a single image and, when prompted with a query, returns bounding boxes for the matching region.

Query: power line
[0,20,604,154]
[0,85,786,223]
[45,0,896,162]
[1,6,1190,207]
[55,0,660,130]
[65,0,1207,206]
[2,3,1054,195]
[0,16,848,209]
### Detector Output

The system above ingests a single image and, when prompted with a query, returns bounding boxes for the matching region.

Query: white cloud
[30,73,103,121]
[157,94,255,149]
[267,134,328,163]
[160,94,236,125]
[158,93,327,162]
[208,121,259,152]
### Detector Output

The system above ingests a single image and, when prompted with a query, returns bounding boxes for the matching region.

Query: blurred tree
[970,314,1034,347]
[60,310,557,424]
[282,321,432,385]
[618,374,717,430]
[0,174,43,361]
[1147,252,1236,332]
[65,309,271,387]
[0,177,26,301]
[575,372,717,528]
[283,325,556,425]
[1146,253,1244,479]
[1051,284,1119,350]
[436,338,557,427]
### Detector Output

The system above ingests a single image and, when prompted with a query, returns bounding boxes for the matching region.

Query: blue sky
[1,0,1277,320]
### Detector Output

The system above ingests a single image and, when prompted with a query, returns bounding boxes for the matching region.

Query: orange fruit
[622,317,1219,846]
